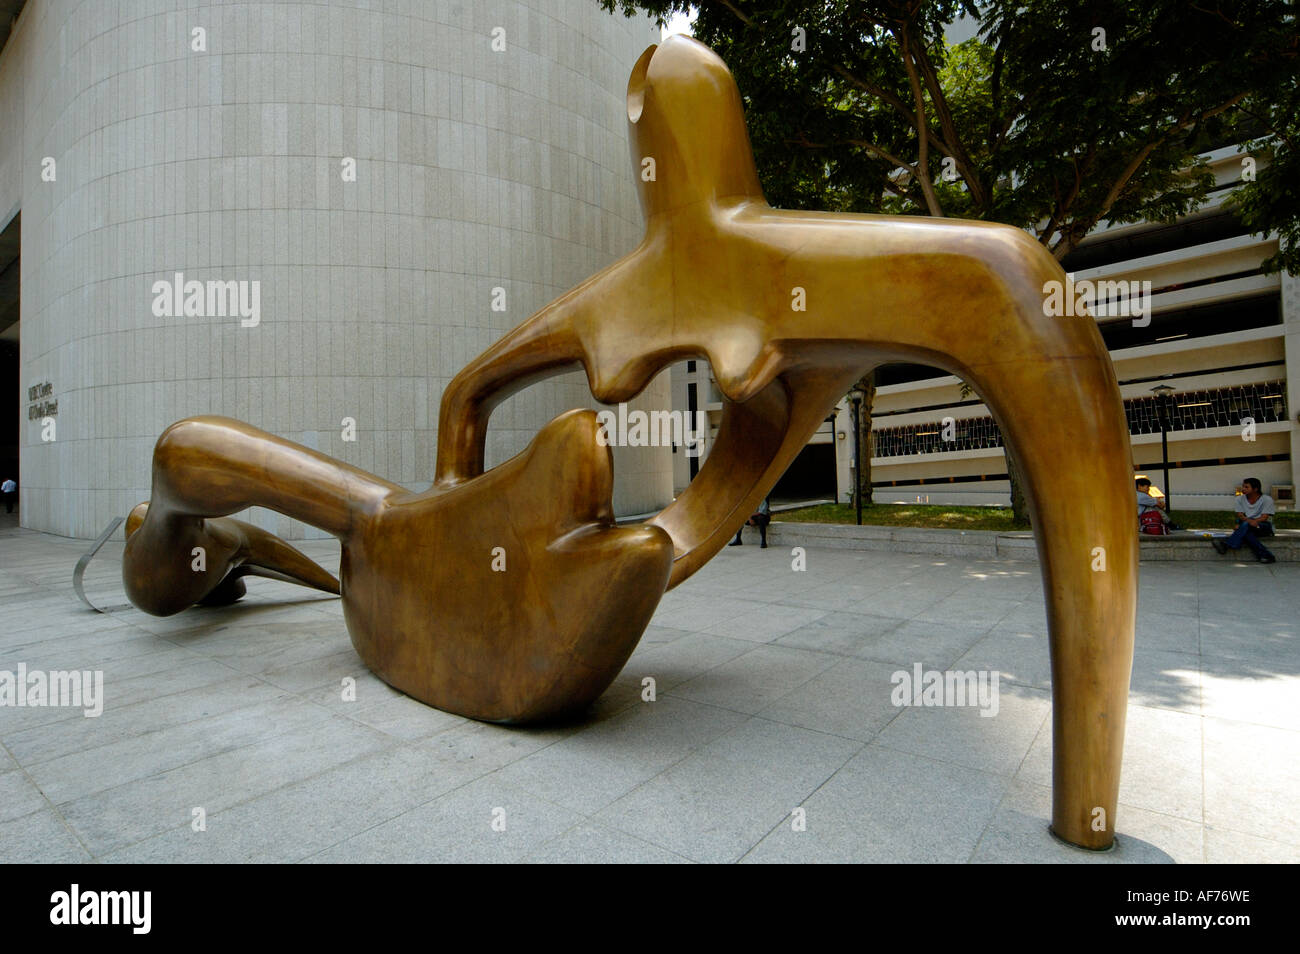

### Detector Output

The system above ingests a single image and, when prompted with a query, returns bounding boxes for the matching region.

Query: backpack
[1139,509,1169,535]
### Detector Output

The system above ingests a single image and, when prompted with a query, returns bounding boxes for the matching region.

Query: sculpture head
[627,35,764,220]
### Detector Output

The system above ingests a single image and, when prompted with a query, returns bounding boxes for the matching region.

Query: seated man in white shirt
[1211,476,1276,564]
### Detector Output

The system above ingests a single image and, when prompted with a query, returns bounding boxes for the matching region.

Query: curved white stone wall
[0,0,669,538]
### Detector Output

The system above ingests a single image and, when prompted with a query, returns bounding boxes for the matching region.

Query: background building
[0,0,670,539]
[843,145,1298,513]
[673,144,1299,515]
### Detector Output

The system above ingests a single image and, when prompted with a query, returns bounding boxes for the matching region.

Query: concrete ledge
[750,521,1300,562]
[1124,529,1300,561]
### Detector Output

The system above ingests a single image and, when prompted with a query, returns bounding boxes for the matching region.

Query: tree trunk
[855,371,876,508]
[960,378,1029,526]
[1006,446,1031,527]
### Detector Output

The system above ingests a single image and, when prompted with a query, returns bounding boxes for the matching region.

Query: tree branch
[831,65,956,157]
[897,28,943,216]
[1038,150,1090,250]
[846,138,919,176]
[705,0,755,27]
[1048,93,1251,260]
[1095,93,1248,225]
[912,39,986,207]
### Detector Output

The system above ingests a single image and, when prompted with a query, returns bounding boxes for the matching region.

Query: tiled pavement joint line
[578,708,871,863]
[1,737,99,861]
[97,735,433,862]
[290,737,584,864]
[611,827,700,864]
[528,817,699,865]
[1114,797,1223,834]
[13,665,316,770]
[855,739,1018,865]
[962,699,1057,863]
[493,694,825,823]
[1014,705,1054,781]
[7,802,98,862]
[733,733,869,864]
[517,695,868,862]
[966,783,1020,865]
[1199,687,1210,864]
[100,710,505,861]
[87,655,571,862]
[41,693,358,809]
[1195,819,1300,852]
[658,684,901,748]
[867,736,1014,780]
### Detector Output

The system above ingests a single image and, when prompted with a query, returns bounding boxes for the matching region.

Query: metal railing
[872,380,1289,459]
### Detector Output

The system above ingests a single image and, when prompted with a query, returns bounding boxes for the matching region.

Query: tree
[599,0,1298,523]
[850,372,875,508]
[958,379,1026,521]
[1227,60,1300,274]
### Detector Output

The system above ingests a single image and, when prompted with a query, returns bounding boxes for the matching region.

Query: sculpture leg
[960,356,1137,850]
[643,347,1136,849]
[124,415,402,616]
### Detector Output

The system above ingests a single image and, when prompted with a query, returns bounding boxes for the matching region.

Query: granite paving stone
[1,526,1296,862]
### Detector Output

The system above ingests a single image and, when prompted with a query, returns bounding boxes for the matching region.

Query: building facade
[672,146,1298,515]
[0,0,671,539]
[846,146,1297,513]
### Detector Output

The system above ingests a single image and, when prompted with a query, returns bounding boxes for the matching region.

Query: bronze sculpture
[123,36,1137,851]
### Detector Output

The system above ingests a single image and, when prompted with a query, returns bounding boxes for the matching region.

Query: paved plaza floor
[2,514,1298,863]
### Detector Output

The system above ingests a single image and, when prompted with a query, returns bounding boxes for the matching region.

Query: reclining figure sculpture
[123,36,1137,850]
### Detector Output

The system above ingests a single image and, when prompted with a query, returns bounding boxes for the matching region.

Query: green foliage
[1228,72,1300,273]
[779,502,1023,531]
[598,0,1299,267]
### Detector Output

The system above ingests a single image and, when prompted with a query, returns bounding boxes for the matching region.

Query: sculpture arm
[123,416,404,615]
[434,258,654,486]
[435,306,586,487]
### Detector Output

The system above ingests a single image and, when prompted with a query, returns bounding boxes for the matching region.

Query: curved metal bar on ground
[73,517,130,613]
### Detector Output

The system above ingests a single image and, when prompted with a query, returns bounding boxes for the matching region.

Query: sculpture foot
[125,502,339,616]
